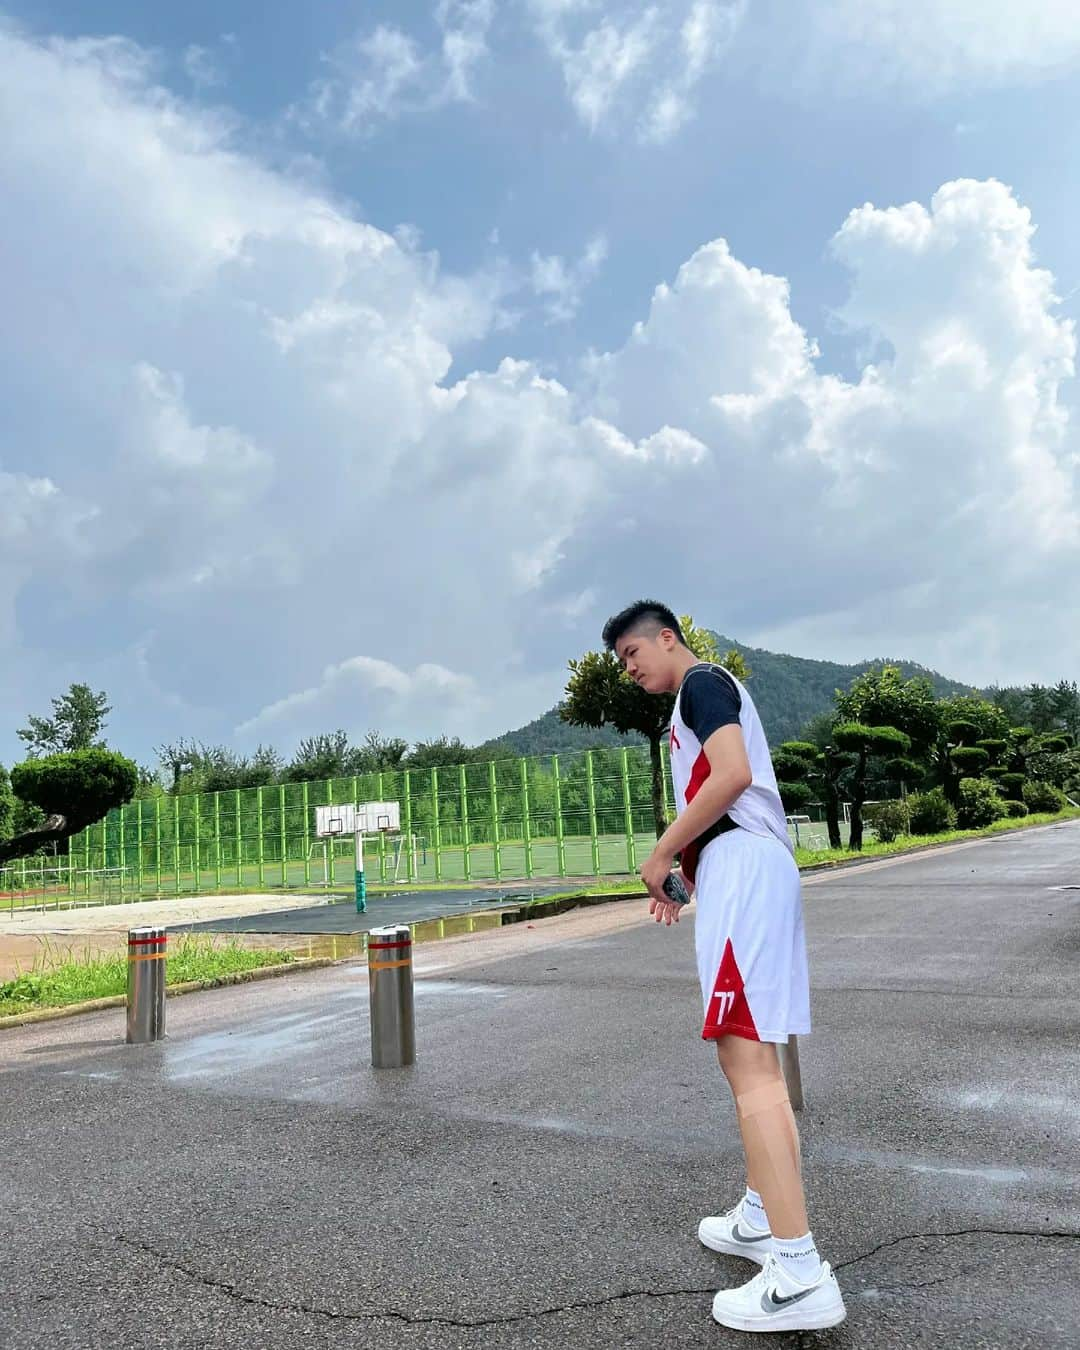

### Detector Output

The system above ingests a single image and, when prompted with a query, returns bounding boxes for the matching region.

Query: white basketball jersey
[669,663,792,881]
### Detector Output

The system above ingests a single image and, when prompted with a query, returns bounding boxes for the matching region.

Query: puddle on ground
[162,1003,359,1080]
[227,908,507,960]
[816,1141,1031,1185]
[941,1087,1079,1119]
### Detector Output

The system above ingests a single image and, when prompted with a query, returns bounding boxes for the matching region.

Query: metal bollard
[126,926,166,1044]
[367,924,414,1068]
[779,1034,804,1112]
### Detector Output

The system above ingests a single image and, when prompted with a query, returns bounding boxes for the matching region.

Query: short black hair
[602,600,686,652]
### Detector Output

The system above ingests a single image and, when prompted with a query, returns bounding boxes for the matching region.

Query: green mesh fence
[1,746,678,909]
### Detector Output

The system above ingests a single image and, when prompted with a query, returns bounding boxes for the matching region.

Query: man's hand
[641,848,682,926]
[648,894,684,926]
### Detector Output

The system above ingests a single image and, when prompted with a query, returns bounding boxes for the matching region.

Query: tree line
[2,655,1078,865]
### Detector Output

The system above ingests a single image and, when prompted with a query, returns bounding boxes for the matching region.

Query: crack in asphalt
[116,1225,1080,1331]
[115,1235,717,1328]
[832,1225,1080,1273]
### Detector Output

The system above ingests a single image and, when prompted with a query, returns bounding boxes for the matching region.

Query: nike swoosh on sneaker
[731,1223,771,1243]
[761,1285,816,1312]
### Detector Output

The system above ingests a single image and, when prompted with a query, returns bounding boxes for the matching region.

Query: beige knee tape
[736,1079,802,1203]
[736,1079,791,1118]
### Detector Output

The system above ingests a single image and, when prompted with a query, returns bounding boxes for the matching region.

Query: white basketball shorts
[693,827,811,1044]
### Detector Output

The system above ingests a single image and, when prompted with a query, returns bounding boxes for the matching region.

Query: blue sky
[2,2,1080,769]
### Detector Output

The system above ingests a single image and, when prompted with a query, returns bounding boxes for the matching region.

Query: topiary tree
[940,721,984,806]
[950,745,990,776]
[977,738,1008,761]
[883,756,925,791]
[773,741,837,843]
[1,750,138,864]
[776,780,814,812]
[994,771,1025,796]
[833,723,912,850]
[932,697,1011,805]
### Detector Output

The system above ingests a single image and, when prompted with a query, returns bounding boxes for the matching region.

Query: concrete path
[1,821,1078,1348]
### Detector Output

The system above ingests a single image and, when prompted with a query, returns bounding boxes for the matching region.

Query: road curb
[0,956,336,1030]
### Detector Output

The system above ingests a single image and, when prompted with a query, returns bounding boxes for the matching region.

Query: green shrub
[1022,779,1067,814]
[956,778,1007,829]
[907,788,956,835]
[1002,800,1029,818]
[998,773,1026,796]
[866,800,911,843]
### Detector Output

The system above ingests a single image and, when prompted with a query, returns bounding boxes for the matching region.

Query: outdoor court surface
[1,820,1078,1349]
[176,880,579,935]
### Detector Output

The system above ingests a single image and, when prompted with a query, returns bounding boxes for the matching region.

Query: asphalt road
[1,821,1078,1349]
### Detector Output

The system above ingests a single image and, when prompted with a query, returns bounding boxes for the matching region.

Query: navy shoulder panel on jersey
[679,664,742,744]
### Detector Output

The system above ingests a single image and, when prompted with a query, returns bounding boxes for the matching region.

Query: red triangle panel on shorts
[702,937,760,1042]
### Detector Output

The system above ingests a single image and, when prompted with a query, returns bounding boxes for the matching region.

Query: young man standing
[603,600,846,1334]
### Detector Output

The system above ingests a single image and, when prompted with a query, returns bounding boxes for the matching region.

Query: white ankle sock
[741,1187,769,1232]
[772,1231,823,1284]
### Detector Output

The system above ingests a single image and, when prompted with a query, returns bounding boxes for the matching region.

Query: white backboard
[315,801,401,837]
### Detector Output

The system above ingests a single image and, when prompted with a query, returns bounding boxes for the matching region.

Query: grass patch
[0,935,294,1017]
[793,807,1080,867]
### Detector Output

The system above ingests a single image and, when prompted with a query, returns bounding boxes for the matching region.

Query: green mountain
[482,634,980,756]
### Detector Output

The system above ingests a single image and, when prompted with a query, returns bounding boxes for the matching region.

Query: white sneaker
[711,1252,847,1333]
[698,1203,772,1265]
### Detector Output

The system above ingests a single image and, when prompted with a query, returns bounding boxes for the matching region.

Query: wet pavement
[175,880,579,935]
[1,821,1079,1349]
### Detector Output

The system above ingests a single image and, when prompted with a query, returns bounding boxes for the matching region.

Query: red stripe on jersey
[680,749,712,884]
[685,748,711,803]
[702,938,760,1042]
